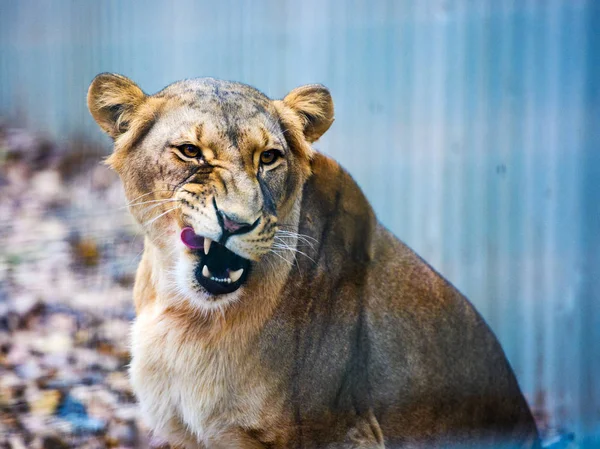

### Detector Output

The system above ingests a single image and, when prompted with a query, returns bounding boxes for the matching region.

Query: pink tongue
[180,227,204,249]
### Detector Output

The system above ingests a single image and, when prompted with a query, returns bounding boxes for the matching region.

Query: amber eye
[260,150,280,165]
[177,144,201,159]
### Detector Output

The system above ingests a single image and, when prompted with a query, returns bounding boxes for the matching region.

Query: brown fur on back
[258,154,540,448]
[87,74,540,448]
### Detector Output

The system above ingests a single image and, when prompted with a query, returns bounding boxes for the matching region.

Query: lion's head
[87,74,333,309]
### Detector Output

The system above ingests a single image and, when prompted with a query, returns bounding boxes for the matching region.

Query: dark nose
[221,212,251,234]
[217,210,260,237]
[213,198,260,237]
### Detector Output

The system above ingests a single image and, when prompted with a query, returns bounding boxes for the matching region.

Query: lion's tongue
[180,227,204,249]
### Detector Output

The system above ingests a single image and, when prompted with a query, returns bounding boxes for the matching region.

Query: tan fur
[280,84,335,144]
[88,74,540,448]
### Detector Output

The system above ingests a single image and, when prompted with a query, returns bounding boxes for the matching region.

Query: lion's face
[88,75,333,308]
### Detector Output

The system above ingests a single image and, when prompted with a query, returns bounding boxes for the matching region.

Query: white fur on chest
[129,307,269,446]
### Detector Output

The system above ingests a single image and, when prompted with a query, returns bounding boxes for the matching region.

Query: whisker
[127,225,175,269]
[274,233,316,248]
[272,243,316,264]
[272,243,300,266]
[126,190,162,204]
[276,229,319,243]
[123,198,179,210]
[136,202,176,221]
[278,231,311,240]
[274,232,317,250]
[268,250,294,267]
[263,256,278,273]
[126,188,178,205]
[127,245,147,269]
[143,206,181,228]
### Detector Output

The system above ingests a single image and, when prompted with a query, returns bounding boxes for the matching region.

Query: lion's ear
[282,84,334,143]
[87,73,146,139]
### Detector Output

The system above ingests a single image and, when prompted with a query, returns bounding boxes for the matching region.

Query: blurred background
[0,0,598,448]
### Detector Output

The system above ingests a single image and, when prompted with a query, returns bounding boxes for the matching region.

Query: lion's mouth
[181,227,251,296]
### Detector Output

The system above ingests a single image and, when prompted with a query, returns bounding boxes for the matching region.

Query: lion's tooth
[229,268,243,283]
[204,238,212,255]
[202,265,211,278]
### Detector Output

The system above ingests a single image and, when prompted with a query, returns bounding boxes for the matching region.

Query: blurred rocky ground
[0,123,157,448]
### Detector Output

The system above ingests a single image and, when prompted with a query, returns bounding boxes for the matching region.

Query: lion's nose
[218,210,260,236]
[221,213,249,233]
[213,198,261,237]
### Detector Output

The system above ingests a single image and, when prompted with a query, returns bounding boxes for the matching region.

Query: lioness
[87,74,540,448]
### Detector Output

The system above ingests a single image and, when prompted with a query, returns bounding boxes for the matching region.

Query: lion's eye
[260,150,280,165]
[178,144,201,159]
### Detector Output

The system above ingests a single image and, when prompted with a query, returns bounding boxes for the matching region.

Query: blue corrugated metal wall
[1,0,598,445]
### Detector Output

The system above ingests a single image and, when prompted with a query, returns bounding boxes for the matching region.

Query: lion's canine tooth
[204,238,212,255]
[229,268,243,283]
[202,265,211,278]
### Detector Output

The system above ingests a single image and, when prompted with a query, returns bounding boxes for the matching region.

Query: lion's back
[363,225,539,447]
[268,154,540,447]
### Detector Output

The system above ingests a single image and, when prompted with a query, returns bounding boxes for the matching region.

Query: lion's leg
[205,428,266,449]
[150,415,205,449]
[343,410,385,449]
